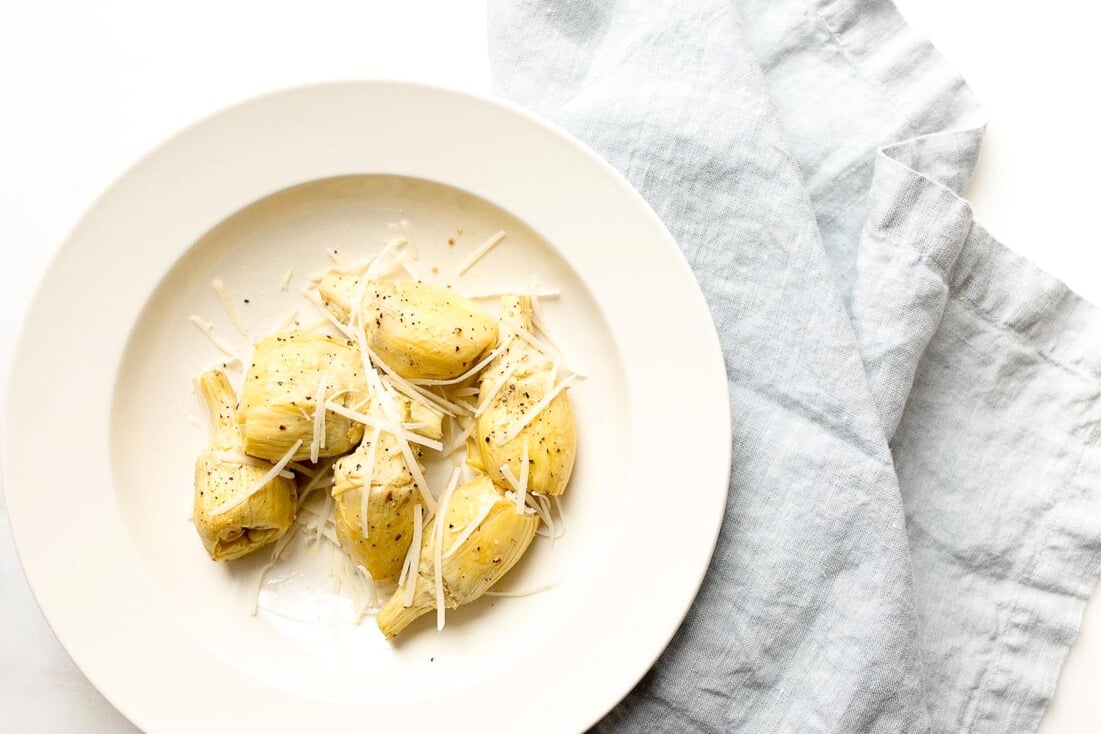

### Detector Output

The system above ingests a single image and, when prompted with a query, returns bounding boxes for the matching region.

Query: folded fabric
[489,0,1101,731]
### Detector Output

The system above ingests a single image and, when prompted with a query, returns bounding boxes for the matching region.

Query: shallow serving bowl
[2,82,729,733]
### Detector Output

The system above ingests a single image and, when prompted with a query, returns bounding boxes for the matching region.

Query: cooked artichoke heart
[193,370,296,562]
[319,274,498,381]
[332,396,443,581]
[237,330,368,462]
[376,473,538,638]
[475,295,576,496]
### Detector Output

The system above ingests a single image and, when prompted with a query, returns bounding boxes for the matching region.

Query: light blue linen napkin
[490,1,1101,731]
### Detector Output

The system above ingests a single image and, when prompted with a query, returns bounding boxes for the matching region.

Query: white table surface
[1,2,1097,731]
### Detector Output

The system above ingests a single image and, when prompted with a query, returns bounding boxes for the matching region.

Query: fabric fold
[852,121,1101,730]
[740,0,985,309]
[851,128,982,435]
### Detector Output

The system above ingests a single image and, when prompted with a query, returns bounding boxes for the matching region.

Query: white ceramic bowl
[2,82,729,733]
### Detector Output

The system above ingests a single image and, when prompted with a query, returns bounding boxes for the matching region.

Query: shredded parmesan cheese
[359,427,382,538]
[434,468,462,630]
[500,465,523,494]
[500,476,535,517]
[211,279,250,338]
[316,490,334,544]
[443,501,493,559]
[208,439,302,517]
[396,428,436,515]
[400,504,424,607]
[530,493,562,543]
[399,219,419,259]
[533,494,565,543]
[546,358,560,394]
[324,401,443,451]
[375,248,412,279]
[365,342,466,416]
[508,477,526,517]
[280,268,294,291]
[517,441,530,512]
[310,375,328,462]
[453,398,477,413]
[297,464,336,509]
[551,494,564,540]
[527,276,588,378]
[497,374,576,445]
[456,230,506,276]
[530,494,553,537]
[353,356,439,517]
[484,582,559,598]
[443,421,476,458]
[274,308,298,333]
[400,259,422,281]
[409,336,513,386]
[252,522,301,616]
[366,236,408,280]
[353,326,390,409]
[475,360,520,416]
[352,323,456,418]
[301,290,355,338]
[287,461,316,478]
[213,451,295,478]
[502,317,560,360]
[189,316,241,362]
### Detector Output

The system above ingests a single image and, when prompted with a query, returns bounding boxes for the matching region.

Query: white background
[0,1,1097,731]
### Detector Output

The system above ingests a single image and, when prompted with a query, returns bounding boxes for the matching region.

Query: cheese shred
[410,336,513,387]
[498,374,576,445]
[211,279,250,338]
[456,230,506,276]
[434,468,462,630]
[400,504,424,608]
[252,522,301,616]
[189,316,241,362]
[359,427,382,539]
[399,219,419,259]
[214,451,295,479]
[274,308,298,334]
[443,501,493,559]
[365,341,466,416]
[325,401,444,451]
[475,360,520,417]
[310,375,328,462]
[443,421,476,458]
[484,582,559,598]
[209,439,302,517]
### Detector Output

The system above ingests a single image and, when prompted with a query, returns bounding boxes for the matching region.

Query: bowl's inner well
[109,175,630,704]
